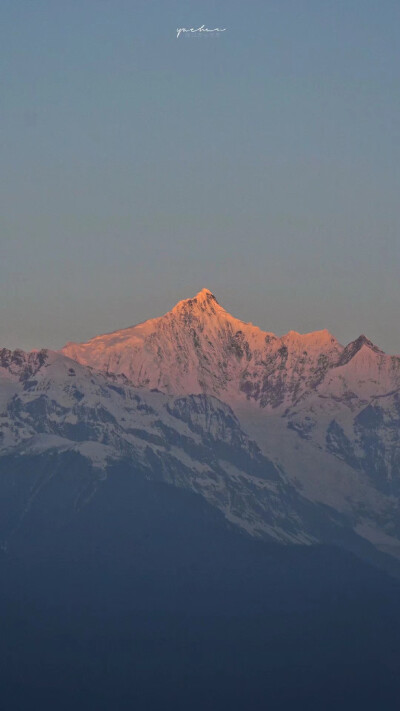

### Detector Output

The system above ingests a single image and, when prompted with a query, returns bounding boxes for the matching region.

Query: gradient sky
[1,0,400,353]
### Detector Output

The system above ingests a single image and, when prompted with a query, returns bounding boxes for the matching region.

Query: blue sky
[1,0,399,352]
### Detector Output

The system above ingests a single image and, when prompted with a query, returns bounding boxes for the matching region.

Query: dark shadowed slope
[1,454,400,711]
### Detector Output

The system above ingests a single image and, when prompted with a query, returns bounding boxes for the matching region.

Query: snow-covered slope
[0,342,399,565]
[1,343,399,572]
[0,347,344,547]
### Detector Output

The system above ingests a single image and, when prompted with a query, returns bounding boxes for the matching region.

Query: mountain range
[2,288,400,708]
[1,288,399,568]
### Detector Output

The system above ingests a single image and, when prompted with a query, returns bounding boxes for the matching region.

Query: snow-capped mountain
[1,289,400,567]
[61,290,400,541]
[62,289,400,410]
[61,288,347,407]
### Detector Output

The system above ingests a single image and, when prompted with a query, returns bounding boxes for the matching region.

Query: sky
[1,0,400,353]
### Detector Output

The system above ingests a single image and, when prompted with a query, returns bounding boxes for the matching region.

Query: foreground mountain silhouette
[3,454,400,710]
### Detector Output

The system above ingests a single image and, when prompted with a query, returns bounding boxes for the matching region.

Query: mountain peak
[196,287,216,300]
[171,288,220,314]
[338,334,384,366]
[349,334,383,354]
[189,287,218,304]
